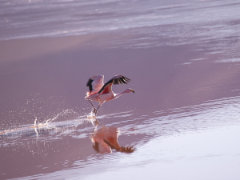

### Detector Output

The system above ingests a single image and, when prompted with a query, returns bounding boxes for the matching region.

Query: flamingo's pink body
[85,75,134,114]
[91,126,134,153]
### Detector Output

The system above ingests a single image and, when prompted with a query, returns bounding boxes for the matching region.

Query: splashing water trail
[0,109,85,138]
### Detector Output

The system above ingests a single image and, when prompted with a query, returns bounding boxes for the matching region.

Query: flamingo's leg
[94,104,102,115]
[88,100,97,113]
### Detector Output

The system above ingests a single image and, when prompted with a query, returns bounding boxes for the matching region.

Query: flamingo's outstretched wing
[86,75,104,93]
[98,75,130,94]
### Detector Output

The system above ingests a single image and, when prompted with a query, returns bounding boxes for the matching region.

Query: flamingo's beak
[131,89,135,93]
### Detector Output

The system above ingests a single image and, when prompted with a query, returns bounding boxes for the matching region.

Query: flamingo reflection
[91,125,135,154]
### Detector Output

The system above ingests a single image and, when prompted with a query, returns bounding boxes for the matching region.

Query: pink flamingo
[85,75,135,115]
[91,126,134,153]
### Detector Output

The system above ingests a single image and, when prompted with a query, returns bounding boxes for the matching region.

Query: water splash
[0,109,82,138]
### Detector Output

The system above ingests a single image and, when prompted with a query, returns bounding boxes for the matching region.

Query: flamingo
[85,75,135,115]
[91,126,135,153]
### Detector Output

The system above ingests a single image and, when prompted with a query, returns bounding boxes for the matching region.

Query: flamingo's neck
[114,89,133,99]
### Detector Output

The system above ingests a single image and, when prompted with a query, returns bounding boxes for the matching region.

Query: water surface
[0,0,240,179]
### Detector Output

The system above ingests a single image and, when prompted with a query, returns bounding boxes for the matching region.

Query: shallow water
[1,96,240,179]
[1,0,240,48]
[1,0,240,179]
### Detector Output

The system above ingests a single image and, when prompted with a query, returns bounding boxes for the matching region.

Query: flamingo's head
[124,88,135,94]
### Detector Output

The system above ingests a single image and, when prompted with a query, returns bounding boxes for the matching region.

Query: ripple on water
[1,96,240,179]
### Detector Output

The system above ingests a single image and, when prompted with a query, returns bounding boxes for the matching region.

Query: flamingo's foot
[87,114,99,126]
[87,113,96,119]
[87,110,96,119]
